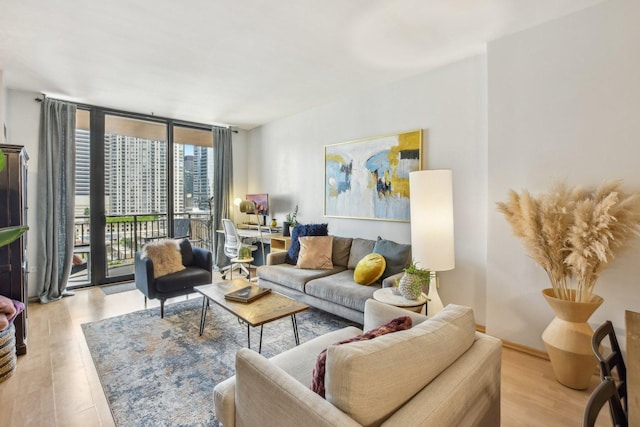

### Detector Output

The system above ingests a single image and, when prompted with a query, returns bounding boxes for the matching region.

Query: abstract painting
[324,130,422,221]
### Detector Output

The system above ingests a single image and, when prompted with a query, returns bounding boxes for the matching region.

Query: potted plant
[398,260,431,300]
[283,205,299,237]
[497,181,640,389]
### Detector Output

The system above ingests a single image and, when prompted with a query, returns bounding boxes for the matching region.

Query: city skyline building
[74,131,213,216]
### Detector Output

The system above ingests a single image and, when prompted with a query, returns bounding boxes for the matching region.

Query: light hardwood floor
[0,282,611,427]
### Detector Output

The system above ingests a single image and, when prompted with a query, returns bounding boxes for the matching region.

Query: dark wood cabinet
[0,144,28,355]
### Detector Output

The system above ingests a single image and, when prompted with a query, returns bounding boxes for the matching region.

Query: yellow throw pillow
[296,236,334,269]
[141,239,186,278]
[354,253,386,285]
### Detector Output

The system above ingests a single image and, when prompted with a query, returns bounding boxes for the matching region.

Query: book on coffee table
[224,285,272,303]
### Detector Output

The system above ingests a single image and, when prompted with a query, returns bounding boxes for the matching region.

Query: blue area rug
[82,297,359,427]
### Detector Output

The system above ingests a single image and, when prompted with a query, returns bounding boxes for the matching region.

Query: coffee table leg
[291,314,300,345]
[247,323,250,350]
[199,297,209,336]
[258,325,264,354]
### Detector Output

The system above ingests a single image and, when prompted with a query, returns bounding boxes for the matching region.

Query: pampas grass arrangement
[497,181,640,302]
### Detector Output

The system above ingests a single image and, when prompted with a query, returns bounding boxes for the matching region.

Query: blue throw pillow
[285,223,329,265]
[372,236,412,280]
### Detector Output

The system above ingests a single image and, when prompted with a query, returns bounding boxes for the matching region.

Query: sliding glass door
[71,107,213,288]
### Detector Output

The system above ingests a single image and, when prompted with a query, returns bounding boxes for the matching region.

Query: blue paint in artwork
[366,150,392,197]
[326,156,352,198]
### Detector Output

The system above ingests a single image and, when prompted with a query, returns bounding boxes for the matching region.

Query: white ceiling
[0,0,605,130]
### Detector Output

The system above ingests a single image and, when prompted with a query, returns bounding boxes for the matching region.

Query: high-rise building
[193,146,213,210]
[72,133,213,216]
[173,144,185,213]
[105,134,167,215]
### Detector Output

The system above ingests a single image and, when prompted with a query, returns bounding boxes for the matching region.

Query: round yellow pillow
[354,253,386,285]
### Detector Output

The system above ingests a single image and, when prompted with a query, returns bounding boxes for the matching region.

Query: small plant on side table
[398,261,430,300]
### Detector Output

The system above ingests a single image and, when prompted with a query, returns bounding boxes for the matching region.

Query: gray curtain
[35,98,77,303]
[212,127,233,268]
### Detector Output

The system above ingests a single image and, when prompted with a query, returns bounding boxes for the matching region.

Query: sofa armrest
[266,250,287,265]
[233,348,361,427]
[384,333,502,427]
[381,272,404,288]
[214,376,236,427]
[192,246,213,271]
[363,299,427,332]
[134,252,156,299]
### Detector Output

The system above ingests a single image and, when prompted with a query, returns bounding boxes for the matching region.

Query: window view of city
[72,115,214,284]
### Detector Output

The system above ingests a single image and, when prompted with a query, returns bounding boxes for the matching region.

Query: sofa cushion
[325,304,476,426]
[179,239,194,266]
[373,236,412,280]
[331,236,353,268]
[154,266,210,293]
[271,326,363,386]
[257,263,345,293]
[297,236,334,270]
[353,253,386,285]
[285,223,329,265]
[141,239,185,278]
[311,316,412,397]
[346,238,376,269]
[305,270,381,312]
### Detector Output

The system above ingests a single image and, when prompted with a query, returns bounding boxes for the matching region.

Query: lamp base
[427,274,444,317]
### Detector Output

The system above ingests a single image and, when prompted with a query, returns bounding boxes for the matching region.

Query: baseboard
[476,324,550,360]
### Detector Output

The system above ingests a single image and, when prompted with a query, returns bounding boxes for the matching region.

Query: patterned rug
[82,297,359,427]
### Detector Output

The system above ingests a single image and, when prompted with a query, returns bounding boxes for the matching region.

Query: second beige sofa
[214,300,502,427]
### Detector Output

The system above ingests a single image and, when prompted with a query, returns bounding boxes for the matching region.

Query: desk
[216,229,272,266]
[627,310,640,426]
[217,228,273,244]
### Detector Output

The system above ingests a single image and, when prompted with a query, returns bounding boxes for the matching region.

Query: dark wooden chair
[592,320,627,416]
[583,376,627,427]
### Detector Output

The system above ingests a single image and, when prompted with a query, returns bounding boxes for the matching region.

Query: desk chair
[592,320,627,417]
[220,219,257,280]
[583,376,627,427]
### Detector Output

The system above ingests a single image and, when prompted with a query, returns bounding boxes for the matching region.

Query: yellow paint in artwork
[326,152,347,198]
[385,131,420,198]
[326,153,345,163]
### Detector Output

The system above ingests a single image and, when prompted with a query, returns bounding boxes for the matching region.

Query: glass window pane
[104,115,168,278]
[173,126,213,250]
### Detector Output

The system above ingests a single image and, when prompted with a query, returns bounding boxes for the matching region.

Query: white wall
[249,55,489,323]
[5,89,41,297]
[487,0,640,350]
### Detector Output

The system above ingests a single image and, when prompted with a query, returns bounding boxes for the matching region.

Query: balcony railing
[73,212,213,271]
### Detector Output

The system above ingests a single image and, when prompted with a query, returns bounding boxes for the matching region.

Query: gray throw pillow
[332,236,353,267]
[373,236,412,280]
[347,238,376,270]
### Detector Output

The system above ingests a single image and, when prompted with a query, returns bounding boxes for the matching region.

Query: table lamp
[409,169,455,316]
[239,200,266,265]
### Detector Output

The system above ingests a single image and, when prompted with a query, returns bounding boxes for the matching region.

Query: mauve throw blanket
[0,295,24,332]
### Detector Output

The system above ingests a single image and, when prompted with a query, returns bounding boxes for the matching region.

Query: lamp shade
[409,169,455,272]
[239,200,256,214]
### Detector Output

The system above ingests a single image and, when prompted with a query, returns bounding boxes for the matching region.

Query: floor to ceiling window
[70,107,214,288]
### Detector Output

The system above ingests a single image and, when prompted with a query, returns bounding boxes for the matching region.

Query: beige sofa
[213,300,502,427]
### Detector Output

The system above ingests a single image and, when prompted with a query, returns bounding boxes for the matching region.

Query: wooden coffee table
[195,280,309,353]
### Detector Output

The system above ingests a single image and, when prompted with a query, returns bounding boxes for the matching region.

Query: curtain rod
[33,96,238,133]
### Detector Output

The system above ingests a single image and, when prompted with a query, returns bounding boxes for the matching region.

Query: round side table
[373,288,427,313]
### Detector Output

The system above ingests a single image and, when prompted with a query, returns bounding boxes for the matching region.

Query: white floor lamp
[409,169,455,317]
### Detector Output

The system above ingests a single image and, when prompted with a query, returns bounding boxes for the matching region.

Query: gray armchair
[135,239,212,318]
